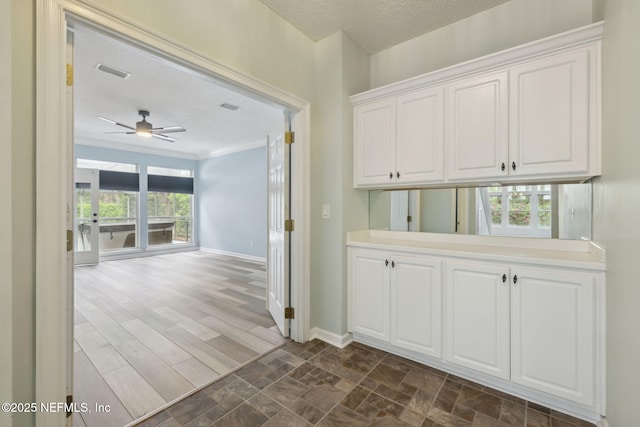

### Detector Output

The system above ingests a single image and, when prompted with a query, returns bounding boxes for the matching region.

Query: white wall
[198,147,268,259]
[370,0,596,88]
[593,1,640,425]
[0,1,13,425]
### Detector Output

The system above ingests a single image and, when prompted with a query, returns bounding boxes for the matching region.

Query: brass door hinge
[66,64,73,86]
[407,215,412,223]
[66,230,73,252]
[285,131,295,144]
[66,395,73,418]
[284,219,295,232]
[284,307,295,319]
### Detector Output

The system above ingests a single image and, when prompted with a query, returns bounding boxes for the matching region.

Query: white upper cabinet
[354,99,396,186]
[354,87,444,187]
[396,87,445,184]
[351,23,602,188]
[509,47,595,177]
[447,71,509,181]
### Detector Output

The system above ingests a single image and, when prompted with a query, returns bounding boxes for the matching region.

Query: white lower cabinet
[348,243,603,415]
[390,254,442,358]
[444,260,510,379]
[349,248,442,358]
[349,249,390,341]
[511,266,597,406]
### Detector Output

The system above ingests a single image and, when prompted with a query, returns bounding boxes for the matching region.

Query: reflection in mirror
[369,184,591,240]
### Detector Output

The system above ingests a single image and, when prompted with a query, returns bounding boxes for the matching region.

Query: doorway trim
[36,1,310,425]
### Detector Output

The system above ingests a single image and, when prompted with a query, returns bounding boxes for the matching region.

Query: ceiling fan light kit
[97,110,186,143]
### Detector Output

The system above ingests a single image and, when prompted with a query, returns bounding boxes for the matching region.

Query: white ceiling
[259,0,510,54]
[73,27,284,160]
[74,1,510,159]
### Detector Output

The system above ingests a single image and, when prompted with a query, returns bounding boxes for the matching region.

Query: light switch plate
[322,204,330,219]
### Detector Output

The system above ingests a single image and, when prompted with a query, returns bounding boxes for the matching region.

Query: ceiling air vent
[220,103,239,111]
[95,63,132,79]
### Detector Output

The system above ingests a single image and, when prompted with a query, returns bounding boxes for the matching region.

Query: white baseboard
[199,247,267,263]
[308,327,353,349]
[597,418,609,427]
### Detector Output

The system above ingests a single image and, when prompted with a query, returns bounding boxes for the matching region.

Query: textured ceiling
[74,27,283,159]
[260,0,510,54]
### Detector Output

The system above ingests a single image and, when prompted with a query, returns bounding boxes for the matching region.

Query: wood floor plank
[199,315,275,354]
[248,325,288,347]
[75,323,129,374]
[115,340,194,402]
[121,319,191,365]
[163,327,239,373]
[102,365,166,419]
[74,350,133,427]
[77,304,135,347]
[153,306,220,341]
[172,357,220,387]
[205,335,260,364]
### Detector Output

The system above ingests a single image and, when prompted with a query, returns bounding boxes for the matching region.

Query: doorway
[68,22,299,425]
[36,3,310,426]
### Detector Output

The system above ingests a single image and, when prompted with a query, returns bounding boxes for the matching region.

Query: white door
[509,48,590,177]
[74,168,100,265]
[390,255,442,358]
[354,99,396,186]
[511,266,596,405]
[390,191,409,231]
[348,248,390,341]
[447,71,509,181]
[444,260,510,379]
[267,127,289,336]
[396,86,444,184]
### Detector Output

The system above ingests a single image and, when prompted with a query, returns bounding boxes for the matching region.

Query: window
[77,159,140,252]
[478,185,552,238]
[147,167,194,246]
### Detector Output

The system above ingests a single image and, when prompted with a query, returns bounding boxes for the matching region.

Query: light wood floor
[73,251,286,427]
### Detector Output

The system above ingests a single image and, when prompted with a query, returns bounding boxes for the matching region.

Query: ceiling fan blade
[151,126,186,133]
[96,116,135,130]
[104,131,136,135]
[152,133,177,143]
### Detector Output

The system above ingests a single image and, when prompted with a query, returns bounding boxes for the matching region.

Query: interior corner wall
[340,33,370,333]
[311,32,344,336]
[311,31,369,337]
[7,0,35,426]
[593,1,640,425]
[0,0,13,425]
[198,147,268,259]
[369,0,597,88]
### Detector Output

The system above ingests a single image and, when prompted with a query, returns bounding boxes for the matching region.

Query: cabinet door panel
[444,261,510,379]
[511,267,596,405]
[391,256,442,358]
[349,249,390,341]
[354,100,396,186]
[447,72,509,181]
[396,87,444,183]
[510,49,591,176]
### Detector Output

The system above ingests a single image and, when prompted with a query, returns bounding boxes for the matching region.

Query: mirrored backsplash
[369,184,592,240]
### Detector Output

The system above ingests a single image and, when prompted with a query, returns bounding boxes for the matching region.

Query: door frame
[35,1,311,425]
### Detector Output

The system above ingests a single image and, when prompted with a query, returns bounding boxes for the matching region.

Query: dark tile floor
[134,340,596,427]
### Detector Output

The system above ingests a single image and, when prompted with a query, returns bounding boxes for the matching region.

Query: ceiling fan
[96,110,186,142]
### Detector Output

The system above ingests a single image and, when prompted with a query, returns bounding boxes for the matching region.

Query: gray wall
[593,1,640,425]
[198,147,268,259]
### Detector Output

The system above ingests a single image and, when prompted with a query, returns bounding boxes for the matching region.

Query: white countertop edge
[347,230,606,272]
